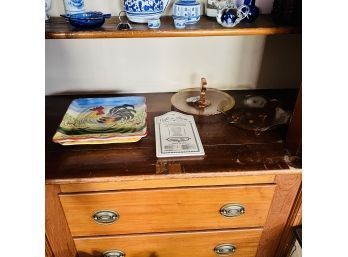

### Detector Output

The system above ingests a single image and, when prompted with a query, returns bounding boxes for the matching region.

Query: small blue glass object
[61,11,111,29]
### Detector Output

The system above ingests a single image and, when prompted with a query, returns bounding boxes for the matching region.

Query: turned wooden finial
[198,77,211,108]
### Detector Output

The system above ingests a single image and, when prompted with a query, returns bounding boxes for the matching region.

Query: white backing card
[155,111,205,158]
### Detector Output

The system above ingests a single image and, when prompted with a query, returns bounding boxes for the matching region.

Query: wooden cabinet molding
[282,188,302,257]
[286,88,302,156]
[45,184,77,257]
[59,174,276,192]
[45,235,55,257]
[256,174,302,257]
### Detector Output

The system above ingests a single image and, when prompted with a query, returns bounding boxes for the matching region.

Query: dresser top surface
[45,89,301,184]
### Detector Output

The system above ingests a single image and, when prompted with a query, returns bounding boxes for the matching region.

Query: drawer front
[60,185,275,236]
[75,228,262,257]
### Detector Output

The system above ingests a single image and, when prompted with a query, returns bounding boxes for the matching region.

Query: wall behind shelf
[47,0,275,18]
[45,0,301,95]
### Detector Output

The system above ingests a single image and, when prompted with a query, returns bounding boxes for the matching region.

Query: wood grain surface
[45,235,55,257]
[46,90,300,184]
[286,88,302,156]
[74,228,262,257]
[45,15,299,39]
[60,185,275,236]
[255,174,302,257]
[45,184,77,257]
[60,174,275,192]
[279,187,302,257]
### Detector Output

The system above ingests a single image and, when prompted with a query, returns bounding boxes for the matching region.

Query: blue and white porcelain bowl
[174,17,186,29]
[148,18,161,29]
[173,0,201,25]
[124,0,170,23]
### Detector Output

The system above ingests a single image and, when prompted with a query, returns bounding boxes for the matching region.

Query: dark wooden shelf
[45,15,299,39]
[45,89,301,184]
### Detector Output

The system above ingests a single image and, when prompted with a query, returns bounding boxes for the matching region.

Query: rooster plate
[53,96,147,145]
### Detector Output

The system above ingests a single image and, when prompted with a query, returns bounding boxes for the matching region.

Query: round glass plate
[171,88,235,116]
[220,95,291,135]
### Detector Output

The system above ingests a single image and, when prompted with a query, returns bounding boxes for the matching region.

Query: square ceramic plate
[53,96,147,145]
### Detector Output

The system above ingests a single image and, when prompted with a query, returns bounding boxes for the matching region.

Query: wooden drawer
[60,185,275,236]
[75,228,262,257]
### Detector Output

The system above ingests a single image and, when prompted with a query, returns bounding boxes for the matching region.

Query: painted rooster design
[58,100,145,136]
[89,106,105,115]
[89,104,136,125]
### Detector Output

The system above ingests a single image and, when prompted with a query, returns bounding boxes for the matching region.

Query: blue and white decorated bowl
[148,19,161,29]
[174,17,186,29]
[124,0,170,23]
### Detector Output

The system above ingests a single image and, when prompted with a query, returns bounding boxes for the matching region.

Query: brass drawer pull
[214,244,236,255]
[103,250,125,257]
[220,203,245,217]
[92,210,119,224]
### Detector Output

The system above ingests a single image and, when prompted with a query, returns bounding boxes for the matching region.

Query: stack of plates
[53,96,147,145]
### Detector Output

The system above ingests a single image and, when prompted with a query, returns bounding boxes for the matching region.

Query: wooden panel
[45,235,55,257]
[60,185,275,236]
[46,15,299,39]
[46,143,300,184]
[277,187,302,257]
[75,228,262,257]
[255,174,302,257]
[45,184,77,257]
[293,202,302,226]
[60,174,275,192]
[286,88,302,156]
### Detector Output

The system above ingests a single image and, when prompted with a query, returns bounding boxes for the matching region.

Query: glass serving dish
[52,96,147,145]
[171,78,235,116]
[61,11,111,29]
[219,95,292,135]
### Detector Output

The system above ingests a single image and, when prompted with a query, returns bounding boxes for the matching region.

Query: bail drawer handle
[92,210,119,224]
[220,203,245,217]
[103,250,125,257]
[214,244,236,255]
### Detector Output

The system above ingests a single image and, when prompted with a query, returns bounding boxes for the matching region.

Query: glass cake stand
[171,78,235,116]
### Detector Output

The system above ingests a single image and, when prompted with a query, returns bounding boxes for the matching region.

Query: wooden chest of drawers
[75,229,263,257]
[58,184,277,257]
[60,185,275,236]
[45,91,302,257]
[47,173,301,257]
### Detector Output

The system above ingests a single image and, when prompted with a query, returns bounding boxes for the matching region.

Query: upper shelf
[45,14,299,39]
